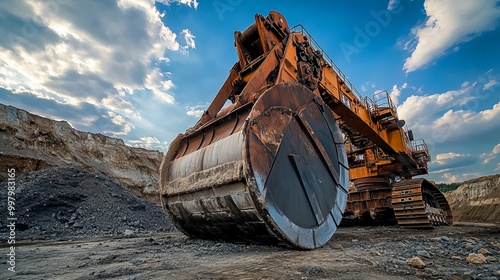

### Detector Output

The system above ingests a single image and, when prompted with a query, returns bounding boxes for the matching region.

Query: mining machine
[159,11,453,249]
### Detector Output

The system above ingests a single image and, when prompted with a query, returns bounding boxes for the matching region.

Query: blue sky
[0,0,499,183]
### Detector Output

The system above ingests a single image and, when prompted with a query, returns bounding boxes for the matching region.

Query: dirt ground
[1,167,499,279]
[1,224,499,280]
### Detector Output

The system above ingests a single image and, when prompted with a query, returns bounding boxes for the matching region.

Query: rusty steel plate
[161,82,349,249]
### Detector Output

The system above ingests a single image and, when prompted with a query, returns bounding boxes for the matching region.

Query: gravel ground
[1,167,499,279]
[339,225,500,279]
[1,225,499,279]
[0,166,173,242]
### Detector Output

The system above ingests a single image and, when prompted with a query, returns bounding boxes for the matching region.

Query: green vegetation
[435,182,461,193]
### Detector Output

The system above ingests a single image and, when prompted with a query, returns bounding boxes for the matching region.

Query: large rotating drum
[160,83,349,249]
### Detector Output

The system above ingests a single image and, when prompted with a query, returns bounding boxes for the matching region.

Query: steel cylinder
[160,83,349,249]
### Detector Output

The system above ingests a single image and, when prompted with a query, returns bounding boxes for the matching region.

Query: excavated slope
[445,174,500,224]
[0,103,163,203]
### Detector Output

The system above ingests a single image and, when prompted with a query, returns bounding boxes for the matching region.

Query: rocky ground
[0,167,173,242]
[0,225,498,279]
[1,167,499,279]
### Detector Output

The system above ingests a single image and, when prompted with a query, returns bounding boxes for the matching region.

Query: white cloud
[399,82,473,129]
[360,82,376,92]
[429,102,500,142]
[430,152,476,172]
[434,152,471,165]
[483,78,499,91]
[181,29,196,49]
[187,109,204,118]
[0,0,200,136]
[495,163,500,171]
[440,173,459,183]
[429,167,482,183]
[186,105,206,118]
[1,1,186,106]
[480,143,500,164]
[403,0,500,72]
[389,84,401,106]
[160,0,199,9]
[388,82,408,106]
[127,136,169,151]
[396,71,500,184]
[387,0,398,11]
[145,71,175,103]
[100,111,134,135]
[398,71,500,146]
[432,172,482,183]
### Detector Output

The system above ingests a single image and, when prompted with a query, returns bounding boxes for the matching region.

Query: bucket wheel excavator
[159,11,453,249]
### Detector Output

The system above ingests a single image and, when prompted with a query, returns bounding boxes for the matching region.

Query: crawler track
[391,178,453,228]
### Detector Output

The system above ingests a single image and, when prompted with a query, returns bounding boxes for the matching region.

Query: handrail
[364,96,376,115]
[412,138,428,153]
[373,90,398,118]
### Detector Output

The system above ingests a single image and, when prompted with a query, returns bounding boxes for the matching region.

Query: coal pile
[0,166,174,241]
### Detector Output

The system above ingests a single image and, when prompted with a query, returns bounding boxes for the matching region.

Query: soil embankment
[0,103,163,203]
[445,174,500,224]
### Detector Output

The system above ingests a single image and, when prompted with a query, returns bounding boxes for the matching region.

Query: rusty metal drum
[160,83,349,249]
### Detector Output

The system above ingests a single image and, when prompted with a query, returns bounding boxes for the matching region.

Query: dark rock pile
[0,166,174,241]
